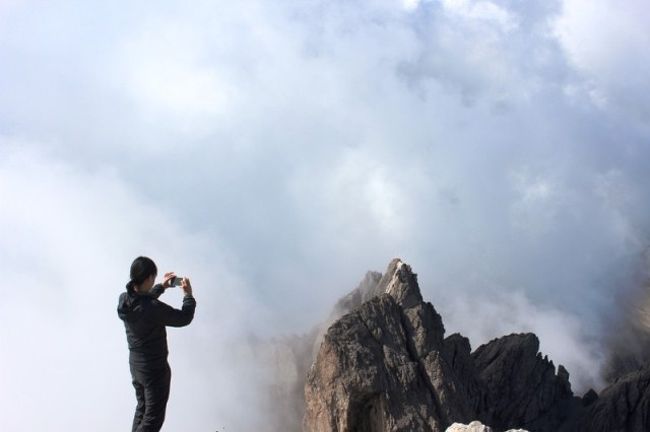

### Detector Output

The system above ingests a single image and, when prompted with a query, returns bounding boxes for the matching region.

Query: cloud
[117,23,235,136]
[441,289,606,392]
[1,0,650,429]
[0,140,274,431]
[554,0,650,122]
[441,0,519,32]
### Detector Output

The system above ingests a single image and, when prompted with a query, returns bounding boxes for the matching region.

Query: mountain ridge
[302,258,650,432]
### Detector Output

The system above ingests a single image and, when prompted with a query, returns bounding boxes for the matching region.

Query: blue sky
[1,0,649,430]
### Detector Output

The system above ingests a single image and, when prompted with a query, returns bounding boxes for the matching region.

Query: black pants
[130,361,172,432]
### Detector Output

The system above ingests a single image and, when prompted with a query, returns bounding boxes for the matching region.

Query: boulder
[446,421,493,432]
[445,420,529,432]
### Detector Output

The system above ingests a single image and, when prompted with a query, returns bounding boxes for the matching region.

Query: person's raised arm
[149,277,196,327]
[150,272,177,299]
[149,284,166,299]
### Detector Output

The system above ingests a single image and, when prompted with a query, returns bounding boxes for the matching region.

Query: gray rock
[332,270,383,316]
[305,259,473,430]
[370,258,424,308]
[472,333,574,431]
[574,364,650,432]
[442,334,486,418]
[311,270,383,361]
[581,388,598,407]
[304,258,581,432]
[304,294,444,431]
[304,259,456,431]
[260,258,650,431]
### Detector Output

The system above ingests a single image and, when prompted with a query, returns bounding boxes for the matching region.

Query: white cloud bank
[554,0,650,122]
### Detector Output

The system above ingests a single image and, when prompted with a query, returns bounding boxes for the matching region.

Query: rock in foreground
[446,421,529,432]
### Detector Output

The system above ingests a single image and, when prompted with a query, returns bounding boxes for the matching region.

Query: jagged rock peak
[303,259,585,432]
[472,333,573,431]
[331,258,424,314]
[333,270,382,315]
[370,257,424,308]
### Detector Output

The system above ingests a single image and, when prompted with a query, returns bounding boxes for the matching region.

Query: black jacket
[117,284,196,367]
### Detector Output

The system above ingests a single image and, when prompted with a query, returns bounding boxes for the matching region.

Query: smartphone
[171,276,184,287]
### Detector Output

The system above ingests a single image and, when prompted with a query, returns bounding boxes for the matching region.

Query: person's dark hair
[126,256,158,291]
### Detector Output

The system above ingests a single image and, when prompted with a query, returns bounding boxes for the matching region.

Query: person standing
[117,256,197,432]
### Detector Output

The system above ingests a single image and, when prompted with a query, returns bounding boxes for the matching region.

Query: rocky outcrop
[472,334,573,431]
[310,271,383,360]
[572,364,650,432]
[300,258,650,431]
[304,259,467,431]
[304,294,444,431]
[304,259,577,432]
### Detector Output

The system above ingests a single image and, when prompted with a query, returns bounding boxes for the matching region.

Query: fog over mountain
[1,1,649,431]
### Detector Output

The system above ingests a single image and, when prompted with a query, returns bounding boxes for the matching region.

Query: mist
[1,0,650,430]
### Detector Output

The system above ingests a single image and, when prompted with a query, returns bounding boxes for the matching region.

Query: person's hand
[181,277,193,297]
[162,271,177,288]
